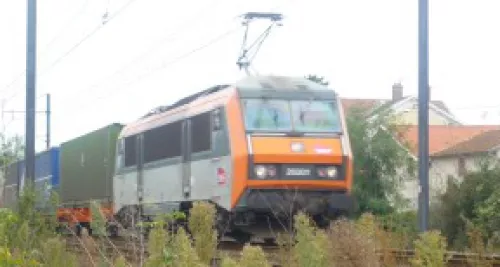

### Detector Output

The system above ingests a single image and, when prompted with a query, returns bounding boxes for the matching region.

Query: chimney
[392,82,403,101]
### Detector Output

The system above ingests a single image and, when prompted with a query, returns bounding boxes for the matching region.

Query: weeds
[410,230,447,267]
[188,201,217,265]
[466,222,493,267]
[293,212,329,267]
[2,185,499,267]
[329,217,380,267]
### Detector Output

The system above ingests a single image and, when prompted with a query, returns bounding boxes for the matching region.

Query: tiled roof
[432,129,500,157]
[394,125,500,156]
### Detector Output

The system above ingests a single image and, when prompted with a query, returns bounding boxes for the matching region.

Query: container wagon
[56,123,123,235]
[1,148,60,210]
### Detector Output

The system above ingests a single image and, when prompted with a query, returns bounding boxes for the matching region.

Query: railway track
[63,233,500,267]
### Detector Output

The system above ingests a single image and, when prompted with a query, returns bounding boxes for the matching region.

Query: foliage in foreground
[1,184,493,267]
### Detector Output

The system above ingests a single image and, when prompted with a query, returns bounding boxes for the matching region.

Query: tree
[347,107,416,216]
[305,74,416,215]
[0,133,24,169]
[304,74,329,86]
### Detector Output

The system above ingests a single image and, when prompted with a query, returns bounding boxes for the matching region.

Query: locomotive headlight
[326,167,338,178]
[254,165,267,179]
[317,166,339,179]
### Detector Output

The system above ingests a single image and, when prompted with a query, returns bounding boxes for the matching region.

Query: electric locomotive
[112,75,354,241]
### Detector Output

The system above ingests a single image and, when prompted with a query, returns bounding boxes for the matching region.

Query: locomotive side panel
[113,135,139,210]
[113,88,236,215]
[141,119,184,210]
[188,108,233,210]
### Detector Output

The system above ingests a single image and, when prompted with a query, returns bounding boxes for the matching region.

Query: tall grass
[0,186,496,266]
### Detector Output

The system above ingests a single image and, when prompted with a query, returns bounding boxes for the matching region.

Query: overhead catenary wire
[60,0,222,103]
[60,25,241,118]
[38,0,138,77]
[63,0,294,106]
[40,0,91,55]
[0,0,138,105]
[64,0,295,108]
[0,0,91,98]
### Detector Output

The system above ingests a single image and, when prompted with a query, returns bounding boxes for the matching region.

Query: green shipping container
[60,123,124,204]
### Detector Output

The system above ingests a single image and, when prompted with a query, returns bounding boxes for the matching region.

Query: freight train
[1,75,354,242]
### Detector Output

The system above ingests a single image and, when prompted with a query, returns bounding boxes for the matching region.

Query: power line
[72,2,293,102]
[0,0,137,105]
[56,1,297,119]
[60,0,222,104]
[38,0,138,77]
[0,0,91,99]
[61,25,240,117]
[40,0,91,55]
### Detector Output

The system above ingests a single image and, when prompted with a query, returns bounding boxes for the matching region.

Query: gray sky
[1,0,500,152]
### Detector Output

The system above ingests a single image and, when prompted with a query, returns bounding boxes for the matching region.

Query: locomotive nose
[249,136,344,165]
[245,190,331,216]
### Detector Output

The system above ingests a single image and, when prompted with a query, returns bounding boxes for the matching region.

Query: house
[430,129,500,195]
[339,83,498,210]
[341,83,462,126]
[396,125,500,210]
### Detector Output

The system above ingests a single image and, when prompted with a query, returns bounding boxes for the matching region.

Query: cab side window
[124,135,137,167]
[190,112,212,153]
[143,120,182,163]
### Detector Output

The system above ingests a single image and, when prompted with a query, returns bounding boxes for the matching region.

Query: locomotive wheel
[107,224,119,238]
[229,229,253,244]
[215,210,230,240]
[264,238,276,246]
[313,214,331,229]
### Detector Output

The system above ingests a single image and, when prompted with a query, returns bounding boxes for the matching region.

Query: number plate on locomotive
[281,164,314,179]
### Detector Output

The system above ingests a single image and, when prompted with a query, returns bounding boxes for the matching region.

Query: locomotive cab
[224,76,354,236]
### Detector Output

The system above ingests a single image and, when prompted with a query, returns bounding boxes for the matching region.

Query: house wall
[397,108,456,126]
[398,149,500,211]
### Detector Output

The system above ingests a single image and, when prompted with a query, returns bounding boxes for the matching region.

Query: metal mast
[417,0,430,232]
[26,0,37,188]
[236,12,283,75]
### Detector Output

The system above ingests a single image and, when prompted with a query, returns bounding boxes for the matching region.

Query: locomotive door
[181,119,192,198]
[136,134,145,207]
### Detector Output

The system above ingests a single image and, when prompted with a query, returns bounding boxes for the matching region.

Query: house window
[458,156,466,177]
[124,135,137,167]
[143,120,182,163]
[191,112,212,153]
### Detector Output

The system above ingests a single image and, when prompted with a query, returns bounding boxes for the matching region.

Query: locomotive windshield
[242,98,342,133]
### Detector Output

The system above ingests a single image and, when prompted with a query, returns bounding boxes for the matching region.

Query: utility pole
[417,0,430,232]
[26,0,37,186]
[46,94,50,149]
